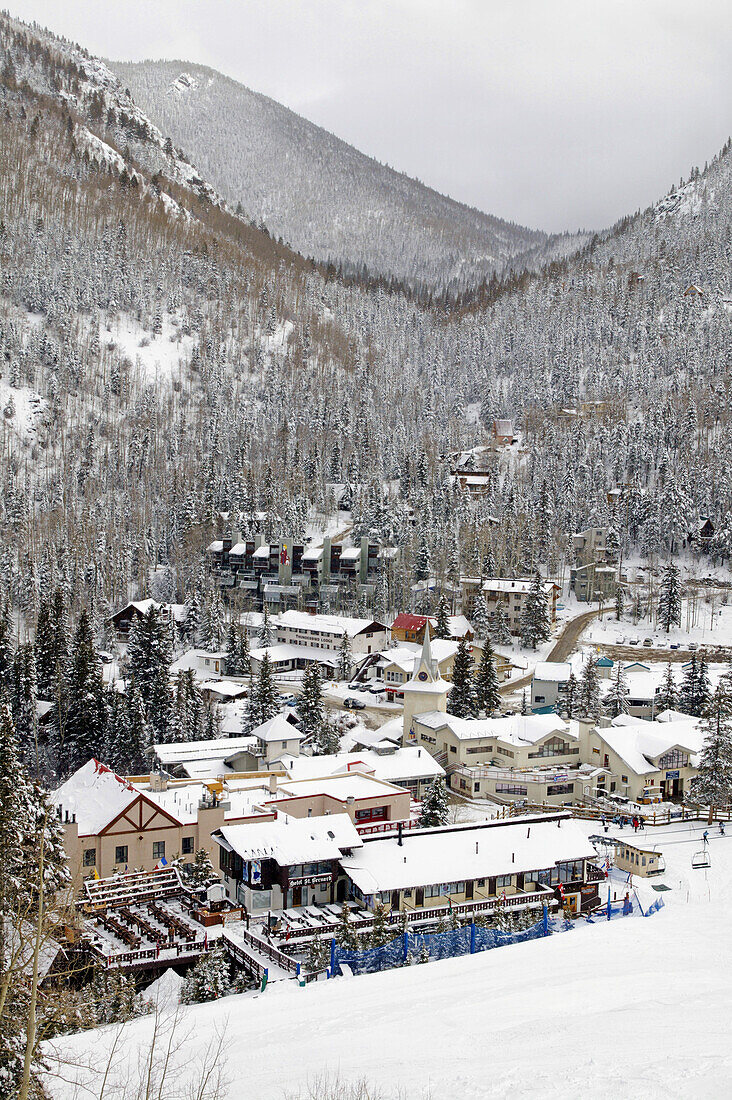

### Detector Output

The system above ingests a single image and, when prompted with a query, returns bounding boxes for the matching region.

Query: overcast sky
[9,0,731,231]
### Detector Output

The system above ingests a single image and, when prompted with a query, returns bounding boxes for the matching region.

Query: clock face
[418,671,428,681]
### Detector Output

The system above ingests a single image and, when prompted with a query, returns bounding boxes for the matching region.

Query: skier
[703,830,709,845]
[719,822,726,837]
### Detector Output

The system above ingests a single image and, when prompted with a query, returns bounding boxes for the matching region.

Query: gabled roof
[251,715,304,743]
[53,759,143,835]
[217,812,362,866]
[391,613,429,632]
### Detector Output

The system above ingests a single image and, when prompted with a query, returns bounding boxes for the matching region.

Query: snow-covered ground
[586,602,732,650]
[43,817,732,1100]
[100,311,195,382]
[0,381,47,442]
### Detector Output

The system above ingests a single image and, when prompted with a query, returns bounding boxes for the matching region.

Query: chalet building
[278,745,445,801]
[263,772,412,832]
[569,528,618,603]
[340,814,600,918]
[275,610,388,656]
[206,530,389,608]
[170,648,228,679]
[450,761,608,806]
[480,578,560,634]
[53,760,277,890]
[214,813,363,911]
[492,419,515,446]
[109,599,187,641]
[390,613,474,644]
[580,713,702,802]
[410,711,581,770]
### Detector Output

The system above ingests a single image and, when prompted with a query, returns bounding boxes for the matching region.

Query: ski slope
[43,820,731,1100]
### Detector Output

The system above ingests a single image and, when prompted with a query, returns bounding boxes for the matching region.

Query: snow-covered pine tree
[312,718,341,756]
[657,561,682,631]
[369,900,392,947]
[471,594,490,640]
[604,664,629,718]
[434,595,450,639]
[578,654,601,721]
[686,683,732,820]
[258,604,274,648]
[614,583,624,621]
[335,899,360,950]
[181,944,232,1004]
[418,778,449,827]
[225,620,244,676]
[297,662,324,736]
[520,573,551,649]
[182,848,218,890]
[0,598,15,691]
[337,630,352,682]
[447,636,477,717]
[66,609,108,773]
[127,606,172,743]
[10,643,37,767]
[490,601,512,646]
[656,664,678,713]
[564,670,578,719]
[474,638,500,715]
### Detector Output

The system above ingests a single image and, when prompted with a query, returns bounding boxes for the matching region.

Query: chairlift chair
[691,849,711,869]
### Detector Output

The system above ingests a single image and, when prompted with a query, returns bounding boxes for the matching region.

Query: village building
[275,610,388,656]
[170,648,228,680]
[412,711,581,769]
[206,530,388,608]
[275,745,445,800]
[531,662,572,713]
[451,761,608,806]
[53,761,278,890]
[339,813,600,918]
[390,613,474,644]
[569,527,618,603]
[580,713,702,801]
[109,599,187,642]
[480,578,560,634]
[213,812,363,911]
[614,840,665,878]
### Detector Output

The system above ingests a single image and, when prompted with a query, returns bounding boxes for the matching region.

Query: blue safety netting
[330,909,550,977]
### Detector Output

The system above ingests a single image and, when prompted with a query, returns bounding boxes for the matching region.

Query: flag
[93,868,100,880]
[156,856,168,868]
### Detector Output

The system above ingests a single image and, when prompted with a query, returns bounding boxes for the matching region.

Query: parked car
[616,635,626,644]
[643,638,653,646]
[629,638,639,646]
[670,643,680,650]
[279,694,298,707]
[344,697,366,710]
[368,684,386,695]
[689,642,698,651]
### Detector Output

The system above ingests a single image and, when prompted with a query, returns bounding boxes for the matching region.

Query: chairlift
[691,849,711,869]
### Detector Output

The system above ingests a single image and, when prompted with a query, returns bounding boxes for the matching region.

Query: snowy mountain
[111,60,549,292]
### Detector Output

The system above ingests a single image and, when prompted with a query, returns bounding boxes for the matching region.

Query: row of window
[354,806,388,823]
[83,836,195,867]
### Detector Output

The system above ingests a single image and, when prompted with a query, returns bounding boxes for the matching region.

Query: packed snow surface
[44,819,732,1099]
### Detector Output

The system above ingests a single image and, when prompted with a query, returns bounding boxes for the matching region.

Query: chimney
[397,821,404,847]
[64,810,69,824]
[72,813,76,823]
[475,841,479,854]
[269,774,278,795]
[346,795,355,806]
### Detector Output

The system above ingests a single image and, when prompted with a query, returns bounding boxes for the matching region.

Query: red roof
[391,614,429,631]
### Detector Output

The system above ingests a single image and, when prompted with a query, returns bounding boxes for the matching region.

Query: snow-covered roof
[340,547,361,561]
[170,648,227,675]
[656,709,693,723]
[251,715,304,743]
[302,546,323,562]
[281,747,444,785]
[381,640,458,673]
[249,643,339,667]
[218,812,363,865]
[253,545,271,559]
[277,610,385,636]
[153,736,258,766]
[270,773,405,804]
[482,578,558,595]
[413,712,571,745]
[199,680,248,698]
[53,759,139,835]
[533,662,572,683]
[594,719,703,776]
[341,815,594,895]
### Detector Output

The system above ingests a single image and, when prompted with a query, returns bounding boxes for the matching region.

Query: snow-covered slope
[112,60,549,292]
[43,825,732,1100]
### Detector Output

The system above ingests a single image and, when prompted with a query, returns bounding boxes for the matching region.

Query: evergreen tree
[369,900,392,947]
[520,573,551,649]
[418,778,449,827]
[312,718,340,756]
[225,620,245,676]
[127,606,172,742]
[297,662,325,736]
[245,652,279,731]
[564,670,578,719]
[337,630,352,682]
[111,683,150,774]
[614,583,624,622]
[686,684,732,819]
[434,595,450,639]
[680,654,711,717]
[657,561,682,631]
[335,899,360,950]
[471,594,490,639]
[474,639,500,715]
[604,664,629,718]
[0,599,15,691]
[10,643,37,766]
[258,604,274,648]
[656,664,678,713]
[490,601,512,646]
[182,848,218,889]
[447,637,476,717]
[578,654,601,721]
[66,609,108,772]
[181,944,231,1004]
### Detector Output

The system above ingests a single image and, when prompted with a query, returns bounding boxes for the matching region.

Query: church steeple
[415,619,438,681]
[402,619,451,739]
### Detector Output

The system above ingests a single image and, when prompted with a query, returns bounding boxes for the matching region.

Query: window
[546,783,573,795]
[621,775,628,784]
[182,836,194,855]
[152,841,166,860]
[496,875,512,888]
[495,782,527,795]
[658,749,689,770]
[115,845,128,865]
[83,848,96,867]
[450,746,457,754]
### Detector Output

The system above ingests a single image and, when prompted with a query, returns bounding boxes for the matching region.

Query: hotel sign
[288,873,332,888]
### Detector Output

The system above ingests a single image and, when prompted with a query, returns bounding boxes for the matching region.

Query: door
[465,881,474,901]
[391,890,400,910]
[291,886,302,907]
[415,887,424,908]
